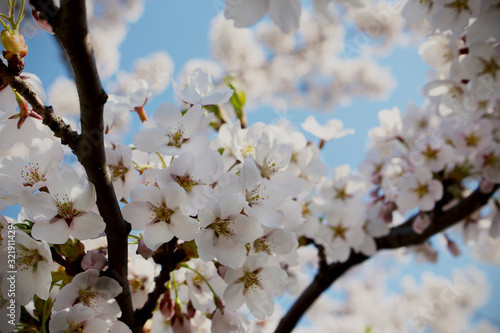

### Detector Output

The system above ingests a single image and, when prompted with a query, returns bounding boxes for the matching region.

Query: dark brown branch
[0,63,79,152]
[275,185,498,333]
[31,0,134,328]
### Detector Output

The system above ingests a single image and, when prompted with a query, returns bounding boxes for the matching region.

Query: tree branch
[275,185,498,333]
[30,0,134,327]
[0,63,79,152]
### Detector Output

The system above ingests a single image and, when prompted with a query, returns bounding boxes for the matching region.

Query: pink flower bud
[137,239,154,259]
[81,250,107,271]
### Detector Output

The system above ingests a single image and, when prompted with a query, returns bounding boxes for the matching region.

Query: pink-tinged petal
[94,276,122,298]
[15,268,35,305]
[249,204,283,229]
[223,282,245,311]
[268,0,301,33]
[130,184,162,206]
[200,87,234,105]
[143,222,174,251]
[153,102,183,128]
[19,191,57,219]
[169,152,195,177]
[71,211,106,240]
[83,318,109,333]
[67,304,96,324]
[246,288,274,320]
[161,183,187,210]
[429,180,443,201]
[30,138,63,174]
[182,104,207,138]
[122,201,155,230]
[245,253,268,271]
[240,158,261,192]
[72,179,97,212]
[224,0,269,28]
[217,238,246,268]
[33,263,52,300]
[172,83,202,105]
[198,205,217,228]
[32,220,70,244]
[45,164,80,198]
[170,212,198,241]
[218,194,246,219]
[232,215,263,243]
[49,310,71,332]
[195,230,218,262]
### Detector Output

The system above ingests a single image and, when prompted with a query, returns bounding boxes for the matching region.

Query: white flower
[0,138,63,195]
[395,167,444,213]
[53,269,122,316]
[19,164,105,244]
[211,309,248,333]
[224,0,301,34]
[321,206,365,263]
[133,102,211,155]
[128,256,155,310]
[472,143,500,183]
[409,136,454,172]
[196,194,262,268]
[49,304,109,333]
[251,226,298,258]
[158,151,224,213]
[172,68,233,106]
[122,183,199,251]
[223,253,287,319]
[184,259,226,313]
[240,158,286,228]
[0,231,53,305]
[301,116,354,141]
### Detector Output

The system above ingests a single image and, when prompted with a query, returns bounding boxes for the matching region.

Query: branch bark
[29,0,135,328]
[275,185,498,333]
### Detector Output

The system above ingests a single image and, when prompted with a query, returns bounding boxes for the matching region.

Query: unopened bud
[413,213,431,234]
[137,239,154,259]
[446,238,461,257]
[1,30,28,59]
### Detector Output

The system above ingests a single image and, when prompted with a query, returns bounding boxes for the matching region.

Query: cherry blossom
[172,67,234,106]
[0,230,53,305]
[223,253,287,319]
[196,194,262,268]
[395,167,444,213]
[53,269,122,316]
[301,115,354,142]
[19,164,106,244]
[122,183,199,251]
[133,102,212,155]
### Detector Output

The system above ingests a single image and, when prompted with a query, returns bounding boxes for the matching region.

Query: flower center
[78,288,105,308]
[413,183,429,198]
[109,163,129,182]
[422,145,439,160]
[21,163,44,186]
[444,0,471,14]
[175,174,197,192]
[151,204,174,224]
[331,224,348,240]
[253,238,272,255]
[18,245,44,271]
[167,129,185,148]
[208,218,234,239]
[65,322,84,333]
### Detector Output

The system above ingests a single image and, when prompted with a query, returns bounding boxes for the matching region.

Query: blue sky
[10,0,500,329]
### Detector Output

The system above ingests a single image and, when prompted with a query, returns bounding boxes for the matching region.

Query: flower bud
[1,30,28,59]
